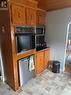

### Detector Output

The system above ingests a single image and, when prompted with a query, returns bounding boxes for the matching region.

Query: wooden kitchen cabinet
[11,0,37,8]
[11,0,37,26]
[36,9,46,25]
[35,48,50,74]
[11,0,23,3]
[35,51,44,74]
[26,8,36,26]
[11,4,26,25]
[44,48,50,69]
[0,0,48,91]
[0,0,37,91]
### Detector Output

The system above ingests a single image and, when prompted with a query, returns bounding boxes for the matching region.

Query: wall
[46,8,71,72]
[68,23,71,40]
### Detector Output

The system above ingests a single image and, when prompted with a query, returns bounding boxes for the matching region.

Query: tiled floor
[0,70,71,95]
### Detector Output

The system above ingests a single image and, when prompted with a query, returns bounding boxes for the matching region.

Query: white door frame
[63,22,71,71]
[0,49,4,82]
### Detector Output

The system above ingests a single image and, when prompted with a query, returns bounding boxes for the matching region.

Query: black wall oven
[36,34,45,45]
[15,27,35,54]
[35,26,46,51]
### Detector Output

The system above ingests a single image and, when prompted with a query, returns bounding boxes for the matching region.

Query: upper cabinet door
[11,4,26,25]
[26,8,36,26]
[37,10,46,25]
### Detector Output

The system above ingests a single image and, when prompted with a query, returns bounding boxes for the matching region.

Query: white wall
[46,8,71,72]
[0,41,4,81]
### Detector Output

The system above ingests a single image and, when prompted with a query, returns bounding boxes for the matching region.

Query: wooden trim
[10,0,38,4]
[37,8,46,12]
[10,26,19,90]
[46,6,71,12]
[10,1,37,9]
[10,24,37,27]
[16,49,36,60]
[36,0,71,11]
[0,8,8,10]
[27,0,38,3]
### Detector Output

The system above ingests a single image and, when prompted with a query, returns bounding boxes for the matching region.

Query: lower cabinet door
[35,51,44,74]
[44,49,50,69]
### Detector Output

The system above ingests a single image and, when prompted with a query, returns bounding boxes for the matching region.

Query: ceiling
[36,0,71,11]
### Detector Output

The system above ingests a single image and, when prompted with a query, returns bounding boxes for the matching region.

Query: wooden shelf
[16,49,36,60]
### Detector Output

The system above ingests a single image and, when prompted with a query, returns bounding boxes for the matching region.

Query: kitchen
[0,0,71,95]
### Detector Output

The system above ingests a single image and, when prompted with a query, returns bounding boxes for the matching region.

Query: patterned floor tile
[0,70,71,95]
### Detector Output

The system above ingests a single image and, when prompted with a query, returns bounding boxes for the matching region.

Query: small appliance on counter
[36,42,47,51]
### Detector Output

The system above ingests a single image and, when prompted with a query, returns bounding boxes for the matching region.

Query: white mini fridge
[19,56,35,87]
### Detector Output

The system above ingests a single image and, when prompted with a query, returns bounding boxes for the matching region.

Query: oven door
[35,35,45,51]
[36,34,45,45]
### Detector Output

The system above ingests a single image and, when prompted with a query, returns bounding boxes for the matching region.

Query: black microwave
[36,26,45,34]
